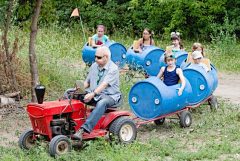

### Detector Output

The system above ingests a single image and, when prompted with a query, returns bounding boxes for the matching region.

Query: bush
[1,0,240,39]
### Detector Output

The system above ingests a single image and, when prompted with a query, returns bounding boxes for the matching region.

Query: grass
[0,101,239,160]
[0,25,239,160]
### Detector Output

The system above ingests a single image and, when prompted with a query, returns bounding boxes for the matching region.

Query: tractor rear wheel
[109,117,137,143]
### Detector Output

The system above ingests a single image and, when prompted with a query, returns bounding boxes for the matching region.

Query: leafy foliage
[1,0,240,38]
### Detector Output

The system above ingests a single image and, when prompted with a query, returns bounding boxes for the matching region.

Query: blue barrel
[125,46,165,76]
[183,64,218,105]
[129,77,192,120]
[159,51,188,69]
[82,41,127,69]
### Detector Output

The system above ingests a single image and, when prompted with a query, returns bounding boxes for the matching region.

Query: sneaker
[72,128,85,141]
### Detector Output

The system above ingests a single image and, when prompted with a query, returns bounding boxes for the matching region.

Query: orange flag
[70,8,79,17]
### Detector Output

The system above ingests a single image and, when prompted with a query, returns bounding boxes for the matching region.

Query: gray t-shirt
[85,60,121,103]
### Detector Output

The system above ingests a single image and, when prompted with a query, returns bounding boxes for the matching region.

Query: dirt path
[214,71,240,105]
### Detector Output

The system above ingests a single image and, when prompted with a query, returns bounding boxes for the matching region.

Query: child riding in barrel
[189,51,209,72]
[166,32,184,54]
[157,52,186,96]
[91,25,109,47]
[133,28,155,53]
[187,42,206,63]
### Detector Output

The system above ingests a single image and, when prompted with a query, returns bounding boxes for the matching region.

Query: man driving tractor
[73,46,121,140]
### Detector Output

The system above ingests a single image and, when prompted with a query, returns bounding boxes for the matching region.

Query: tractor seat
[110,94,125,108]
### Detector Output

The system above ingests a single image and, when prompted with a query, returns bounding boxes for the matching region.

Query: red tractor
[19,85,137,156]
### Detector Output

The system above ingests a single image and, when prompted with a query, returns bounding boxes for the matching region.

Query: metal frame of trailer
[132,95,217,128]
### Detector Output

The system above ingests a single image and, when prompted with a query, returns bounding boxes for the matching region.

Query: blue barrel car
[183,64,218,105]
[82,41,127,69]
[125,46,165,76]
[129,61,218,127]
[129,76,192,120]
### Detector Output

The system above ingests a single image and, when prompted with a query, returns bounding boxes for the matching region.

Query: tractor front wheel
[49,135,71,157]
[19,129,36,150]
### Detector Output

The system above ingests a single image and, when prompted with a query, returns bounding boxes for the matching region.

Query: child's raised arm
[176,68,185,96]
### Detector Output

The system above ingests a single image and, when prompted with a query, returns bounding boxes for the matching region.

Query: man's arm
[93,82,108,94]
[84,82,90,89]
[83,82,108,103]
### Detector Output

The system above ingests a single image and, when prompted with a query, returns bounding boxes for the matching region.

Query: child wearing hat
[187,42,205,63]
[189,51,209,72]
[157,52,186,96]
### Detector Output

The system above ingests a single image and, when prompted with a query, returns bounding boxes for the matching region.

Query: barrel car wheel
[154,117,165,125]
[109,117,137,143]
[210,96,218,111]
[180,111,192,128]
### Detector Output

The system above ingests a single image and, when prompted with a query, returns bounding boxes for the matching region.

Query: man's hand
[83,93,95,103]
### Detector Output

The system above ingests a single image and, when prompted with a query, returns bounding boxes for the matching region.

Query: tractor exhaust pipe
[35,85,45,104]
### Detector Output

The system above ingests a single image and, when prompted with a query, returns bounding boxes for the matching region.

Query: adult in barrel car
[73,46,121,140]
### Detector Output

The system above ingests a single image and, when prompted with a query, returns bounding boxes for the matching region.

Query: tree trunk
[29,0,43,102]
[4,0,19,93]
[4,91,21,98]
[0,75,3,94]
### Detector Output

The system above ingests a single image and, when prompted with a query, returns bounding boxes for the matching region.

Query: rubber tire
[180,111,192,128]
[109,117,137,144]
[19,129,36,150]
[49,135,71,157]
[210,96,218,111]
[154,118,165,125]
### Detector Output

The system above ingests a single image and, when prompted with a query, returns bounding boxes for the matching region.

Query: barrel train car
[82,39,127,69]
[129,58,218,127]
